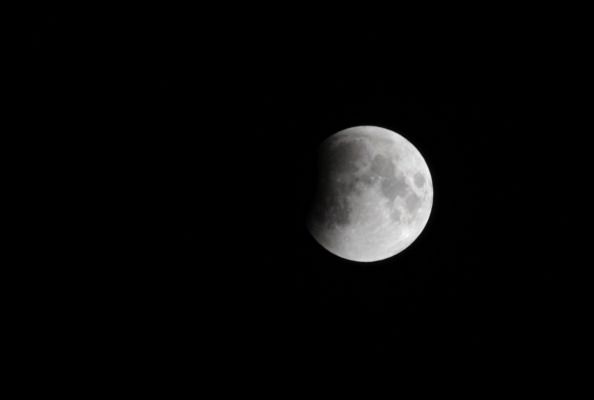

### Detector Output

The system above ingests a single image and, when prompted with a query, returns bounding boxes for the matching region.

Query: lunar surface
[307,126,433,262]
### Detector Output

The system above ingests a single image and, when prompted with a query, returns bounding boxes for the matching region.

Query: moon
[307,126,433,262]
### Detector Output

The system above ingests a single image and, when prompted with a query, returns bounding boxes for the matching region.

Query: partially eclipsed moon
[307,126,433,262]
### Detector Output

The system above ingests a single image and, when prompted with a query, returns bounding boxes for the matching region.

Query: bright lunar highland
[307,126,433,262]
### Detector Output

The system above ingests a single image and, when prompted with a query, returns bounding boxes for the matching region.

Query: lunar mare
[307,126,433,262]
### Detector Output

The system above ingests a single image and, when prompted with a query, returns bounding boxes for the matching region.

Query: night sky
[28,7,583,381]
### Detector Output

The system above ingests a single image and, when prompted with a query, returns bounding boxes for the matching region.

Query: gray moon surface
[307,126,433,262]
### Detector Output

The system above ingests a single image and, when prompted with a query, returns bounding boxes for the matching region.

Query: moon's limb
[307,126,433,262]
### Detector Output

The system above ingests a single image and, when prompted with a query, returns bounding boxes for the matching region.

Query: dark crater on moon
[390,208,402,222]
[405,192,421,214]
[381,174,408,201]
[370,154,409,202]
[414,172,425,188]
[370,154,395,177]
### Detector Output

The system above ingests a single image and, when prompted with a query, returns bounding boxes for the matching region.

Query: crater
[390,208,402,222]
[413,172,426,188]
[405,192,421,214]
[381,174,409,201]
[358,172,376,186]
[370,154,395,178]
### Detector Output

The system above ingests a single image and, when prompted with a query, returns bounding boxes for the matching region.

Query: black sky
[27,7,584,381]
